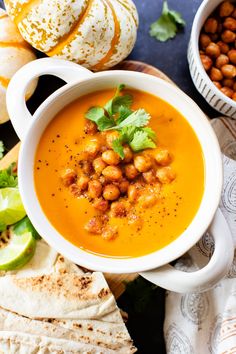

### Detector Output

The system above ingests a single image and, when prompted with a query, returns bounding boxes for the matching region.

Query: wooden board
[0,60,173,299]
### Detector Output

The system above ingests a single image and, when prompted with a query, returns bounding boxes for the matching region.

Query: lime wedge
[0,228,36,270]
[0,188,26,226]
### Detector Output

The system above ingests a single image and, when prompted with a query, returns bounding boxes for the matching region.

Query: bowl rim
[190,0,236,109]
[18,70,223,273]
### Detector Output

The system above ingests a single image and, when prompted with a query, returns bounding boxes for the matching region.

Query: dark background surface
[0,0,211,353]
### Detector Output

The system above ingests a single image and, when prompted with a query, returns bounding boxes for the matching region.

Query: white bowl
[5,58,234,293]
[188,0,236,118]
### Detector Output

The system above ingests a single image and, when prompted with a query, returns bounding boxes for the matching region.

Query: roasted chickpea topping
[119,179,130,194]
[154,148,172,166]
[138,194,158,209]
[84,119,98,135]
[105,131,120,148]
[84,140,100,159]
[199,2,236,101]
[128,184,139,203]
[102,225,118,241]
[134,154,152,172]
[110,201,129,218]
[61,169,77,187]
[103,184,120,201]
[156,167,176,184]
[77,175,89,191]
[93,198,109,212]
[102,166,122,181]
[93,157,107,175]
[102,150,120,165]
[123,145,133,163]
[124,163,139,180]
[88,180,102,199]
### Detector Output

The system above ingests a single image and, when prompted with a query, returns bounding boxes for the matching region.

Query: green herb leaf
[0,222,7,232]
[130,130,156,152]
[104,84,132,117]
[110,109,151,130]
[142,127,157,140]
[150,0,185,42]
[13,216,41,240]
[0,141,5,160]
[112,138,125,159]
[0,164,18,188]
[116,106,133,124]
[85,107,115,131]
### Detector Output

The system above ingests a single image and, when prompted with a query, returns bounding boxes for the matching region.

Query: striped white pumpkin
[0,8,37,124]
[5,0,139,71]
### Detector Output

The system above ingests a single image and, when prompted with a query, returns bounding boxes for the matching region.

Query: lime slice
[0,188,26,226]
[0,228,36,271]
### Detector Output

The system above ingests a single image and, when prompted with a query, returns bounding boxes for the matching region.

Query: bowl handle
[140,209,234,293]
[6,58,93,141]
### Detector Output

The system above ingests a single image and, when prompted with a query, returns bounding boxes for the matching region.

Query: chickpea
[199,33,211,49]
[69,183,82,197]
[124,164,139,180]
[219,2,234,17]
[205,42,221,58]
[138,194,158,209]
[221,64,236,78]
[210,33,219,42]
[200,54,213,71]
[143,170,156,184]
[102,150,120,165]
[93,198,109,212]
[215,54,229,68]
[84,140,100,159]
[220,86,234,98]
[84,217,103,234]
[88,180,102,199]
[123,145,133,163]
[217,41,229,54]
[105,131,120,148]
[154,148,172,166]
[102,225,118,241]
[61,169,77,187]
[221,30,236,43]
[128,184,138,202]
[223,17,236,31]
[77,175,89,191]
[84,119,97,135]
[119,179,130,194]
[128,213,143,230]
[222,78,234,88]
[103,184,120,201]
[213,81,222,89]
[204,18,218,33]
[110,201,129,217]
[93,157,107,175]
[81,160,93,175]
[156,167,176,184]
[232,92,236,101]
[102,166,122,181]
[228,49,236,64]
[134,154,152,173]
[210,67,223,81]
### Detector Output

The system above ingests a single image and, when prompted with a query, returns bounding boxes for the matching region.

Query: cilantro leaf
[110,109,151,130]
[0,141,4,159]
[112,138,125,159]
[142,127,157,140]
[150,0,185,42]
[85,107,115,131]
[104,84,132,117]
[117,106,133,124]
[0,164,18,188]
[130,130,156,152]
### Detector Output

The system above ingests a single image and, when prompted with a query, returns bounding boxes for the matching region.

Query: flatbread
[0,241,136,353]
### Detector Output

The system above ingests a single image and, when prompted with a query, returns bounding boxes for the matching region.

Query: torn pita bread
[0,241,136,353]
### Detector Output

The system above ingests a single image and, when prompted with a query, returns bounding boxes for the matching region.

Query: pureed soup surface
[34,88,204,258]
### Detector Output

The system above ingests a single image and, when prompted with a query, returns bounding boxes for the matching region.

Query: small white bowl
[188,0,236,118]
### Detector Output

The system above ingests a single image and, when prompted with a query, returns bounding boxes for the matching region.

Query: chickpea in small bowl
[188,0,236,118]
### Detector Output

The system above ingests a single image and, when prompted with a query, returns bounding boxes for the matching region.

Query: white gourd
[4,0,138,71]
[0,8,37,124]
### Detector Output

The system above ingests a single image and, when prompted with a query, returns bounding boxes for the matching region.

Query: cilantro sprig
[150,0,185,42]
[85,85,157,158]
[0,163,18,188]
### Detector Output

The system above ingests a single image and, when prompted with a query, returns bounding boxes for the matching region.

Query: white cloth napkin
[164,118,236,354]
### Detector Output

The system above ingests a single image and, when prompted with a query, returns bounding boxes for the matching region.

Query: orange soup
[34,88,204,258]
